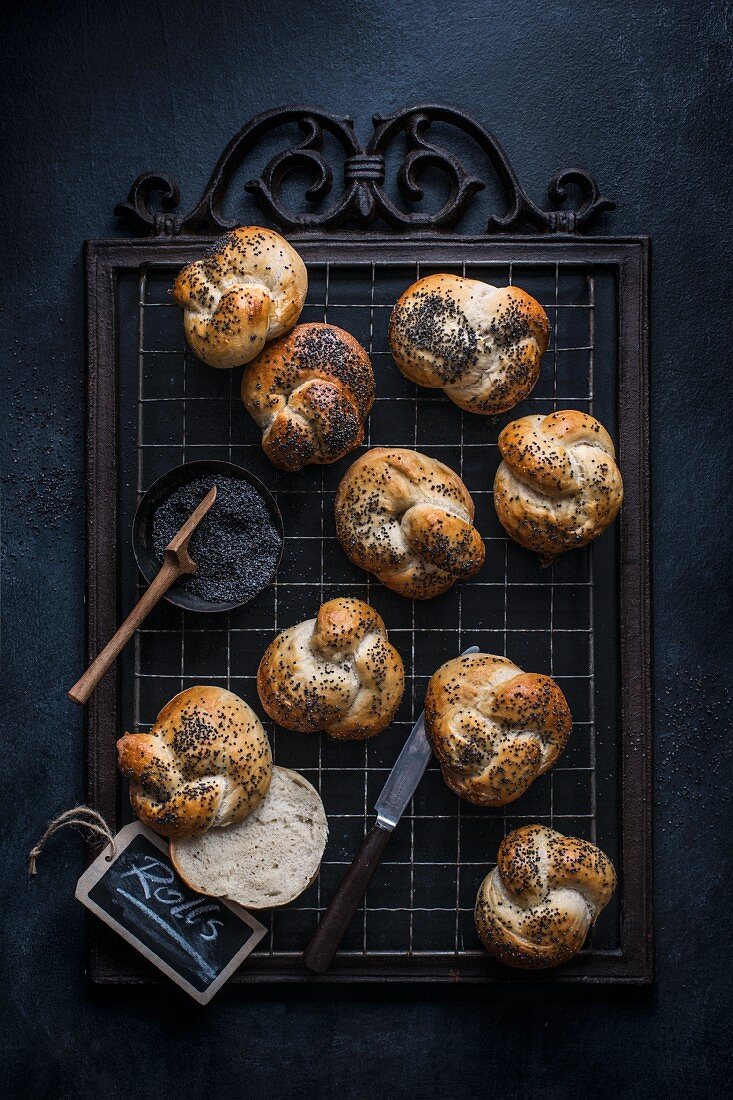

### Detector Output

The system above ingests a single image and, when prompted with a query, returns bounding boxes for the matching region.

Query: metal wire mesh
[129,257,603,959]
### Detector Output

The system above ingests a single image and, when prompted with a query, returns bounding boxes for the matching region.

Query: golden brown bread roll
[257,598,404,740]
[334,447,485,599]
[388,274,549,414]
[475,824,617,968]
[424,653,572,806]
[117,686,272,838]
[173,227,307,368]
[494,409,623,558]
[241,323,375,471]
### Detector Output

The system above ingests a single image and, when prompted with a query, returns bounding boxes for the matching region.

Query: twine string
[28,806,116,876]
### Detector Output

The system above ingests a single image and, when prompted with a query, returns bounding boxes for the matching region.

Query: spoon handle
[68,554,182,706]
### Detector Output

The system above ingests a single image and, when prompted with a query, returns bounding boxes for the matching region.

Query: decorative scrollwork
[368,108,484,229]
[544,168,615,233]
[114,172,182,236]
[115,105,614,237]
[176,107,370,234]
[242,112,369,229]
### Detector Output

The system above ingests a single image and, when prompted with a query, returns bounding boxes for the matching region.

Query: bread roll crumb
[171,767,328,909]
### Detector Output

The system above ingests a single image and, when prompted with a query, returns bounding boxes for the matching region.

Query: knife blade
[375,645,479,829]
[303,645,479,973]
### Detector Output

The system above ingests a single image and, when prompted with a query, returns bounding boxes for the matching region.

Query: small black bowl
[132,459,284,613]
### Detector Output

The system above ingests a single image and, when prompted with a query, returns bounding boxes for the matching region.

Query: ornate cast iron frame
[85,105,651,984]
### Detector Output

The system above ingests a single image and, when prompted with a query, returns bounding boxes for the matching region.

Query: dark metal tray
[84,106,651,984]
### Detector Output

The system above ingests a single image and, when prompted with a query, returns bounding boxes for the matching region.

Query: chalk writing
[119,855,224,940]
[80,827,266,999]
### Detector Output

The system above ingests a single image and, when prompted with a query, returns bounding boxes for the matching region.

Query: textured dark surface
[0,1,731,1097]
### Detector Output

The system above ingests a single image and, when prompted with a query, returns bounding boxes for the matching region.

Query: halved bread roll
[170,767,328,909]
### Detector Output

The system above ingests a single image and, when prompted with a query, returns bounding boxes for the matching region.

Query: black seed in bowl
[151,474,282,604]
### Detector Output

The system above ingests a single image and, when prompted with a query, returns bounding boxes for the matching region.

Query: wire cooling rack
[111,251,622,969]
[85,105,650,983]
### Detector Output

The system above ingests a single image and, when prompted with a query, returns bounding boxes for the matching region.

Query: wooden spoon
[68,485,217,706]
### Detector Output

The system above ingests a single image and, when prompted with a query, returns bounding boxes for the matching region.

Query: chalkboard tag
[75,821,267,1003]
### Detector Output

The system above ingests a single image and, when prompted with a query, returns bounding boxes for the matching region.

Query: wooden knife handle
[68,555,182,706]
[303,823,392,974]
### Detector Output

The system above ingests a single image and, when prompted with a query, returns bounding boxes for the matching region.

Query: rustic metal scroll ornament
[115,104,613,236]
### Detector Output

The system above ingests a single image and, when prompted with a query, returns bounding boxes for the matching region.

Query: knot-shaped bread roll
[173,227,307,368]
[494,410,623,558]
[117,686,272,838]
[389,274,549,414]
[424,653,572,806]
[257,598,404,740]
[475,824,617,968]
[241,323,375,471]
[334,448,485,599]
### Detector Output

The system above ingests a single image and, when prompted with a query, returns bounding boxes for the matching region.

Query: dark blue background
[1,1,731,1096]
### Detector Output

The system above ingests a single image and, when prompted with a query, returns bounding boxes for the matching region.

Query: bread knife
[303,645,479,974]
